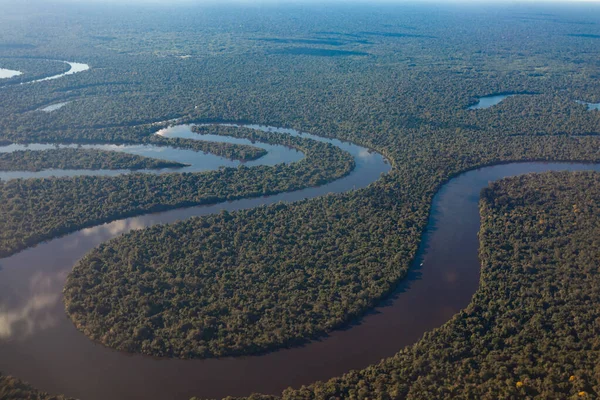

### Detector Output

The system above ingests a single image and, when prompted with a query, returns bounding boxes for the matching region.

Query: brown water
[0,124,389,400]
[1,150,598,397]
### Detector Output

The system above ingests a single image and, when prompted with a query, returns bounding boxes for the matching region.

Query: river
[0,68,22,79]
[0,125,304,181]
[0,61,90,88]
[1,59,597,400]
[0,123,389,400]
[1,124,597,398]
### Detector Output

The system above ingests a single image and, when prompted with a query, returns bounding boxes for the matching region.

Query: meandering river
[1,59,599,399]
[27,61,90,84]
[0,126,304,181]
[0,123,389,400]
[1,122,598,399]
[0,60,90,87]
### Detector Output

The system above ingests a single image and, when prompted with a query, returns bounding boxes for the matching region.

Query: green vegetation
[0,373,74,400]
[0,148,186,172]
[0,130,353,258]
[2,3,600,398]
[0,58,70,86]
[63,133,600,359]
[226,171,600,399]
[65,193,413,358]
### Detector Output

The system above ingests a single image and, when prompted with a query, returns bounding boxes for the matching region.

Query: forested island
[2,2,600,399]
[0,148,186,172]
[0,373,74,400]
[150,125,269,161]
[219,171,600,399]
[0,130,353,258]
[61,131,600,360]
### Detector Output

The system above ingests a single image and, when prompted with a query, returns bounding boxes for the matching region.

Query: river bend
[2,130,597,398]
[0,125,304,181]
[0,123,389,400]
[0,60,90,88]
[3,58,598,400]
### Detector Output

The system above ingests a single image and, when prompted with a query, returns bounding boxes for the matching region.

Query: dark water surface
[2,152,597,399]
[0,124,389,400]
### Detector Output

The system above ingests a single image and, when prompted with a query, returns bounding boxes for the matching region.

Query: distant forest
[1,2,600,399]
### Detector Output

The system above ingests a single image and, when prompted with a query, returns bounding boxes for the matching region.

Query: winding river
[0,60,90,88]
[0,123,389,400]
[27,61,90,84]
[1,121,599,398]
[1,59,599,399]
[0,126,304,181]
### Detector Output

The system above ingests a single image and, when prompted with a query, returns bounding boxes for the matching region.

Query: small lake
[468,93,517,110]
[576,100,600,110]
[469,95,600,111]
[0,68,22,79]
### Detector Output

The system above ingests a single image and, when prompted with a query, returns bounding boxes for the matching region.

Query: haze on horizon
[6,0,600,4]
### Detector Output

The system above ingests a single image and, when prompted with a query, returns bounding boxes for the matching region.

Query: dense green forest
[221,171,600,399]
[2,2,600,399]
[0,148,186,171]
[63,134,600,359]
[0,373,74,400]
[0,130,353,257]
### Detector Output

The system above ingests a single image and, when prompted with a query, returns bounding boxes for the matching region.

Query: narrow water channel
[1,140,596,398]
[0,125,303,181]
[0,123,389,400]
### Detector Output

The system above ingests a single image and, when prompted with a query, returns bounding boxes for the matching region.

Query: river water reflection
[2,151,597,399]
[0,68,22,79]
[0,124,389,400]
[1,124,599,399]
[0,125,304,180]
